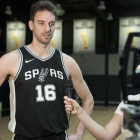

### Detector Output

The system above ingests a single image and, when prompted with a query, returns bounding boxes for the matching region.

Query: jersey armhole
[59,51,69,79]
[13,49,23,82]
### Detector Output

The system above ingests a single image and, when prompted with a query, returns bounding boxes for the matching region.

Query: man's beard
[34,31,53,45]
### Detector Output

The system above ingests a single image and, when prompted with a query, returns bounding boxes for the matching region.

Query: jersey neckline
[24,45,55,61]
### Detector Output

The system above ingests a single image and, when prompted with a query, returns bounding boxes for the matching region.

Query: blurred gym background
[0,0,140,139]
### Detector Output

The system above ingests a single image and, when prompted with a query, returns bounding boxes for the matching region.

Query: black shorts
[14,131,68,140]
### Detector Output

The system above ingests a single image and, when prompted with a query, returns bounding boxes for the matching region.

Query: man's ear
[28,20,33,31]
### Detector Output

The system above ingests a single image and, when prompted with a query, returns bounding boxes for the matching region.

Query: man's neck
[27,42,53,59]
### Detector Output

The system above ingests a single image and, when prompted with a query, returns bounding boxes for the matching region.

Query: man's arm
[64,54,94,140]
[0,50,19,86]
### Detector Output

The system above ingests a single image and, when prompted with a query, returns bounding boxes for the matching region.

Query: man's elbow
[89,95,94,109]
[84,95,94,109]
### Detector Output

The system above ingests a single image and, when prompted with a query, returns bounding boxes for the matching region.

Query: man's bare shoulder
[62,53,76,64]
[0,50,20,65]
[62,52,81,76]
[0,50,20,81]
[1,50,19,60]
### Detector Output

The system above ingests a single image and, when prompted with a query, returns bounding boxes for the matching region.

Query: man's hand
[68,133,82,140]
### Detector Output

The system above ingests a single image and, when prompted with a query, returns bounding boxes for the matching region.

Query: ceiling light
[98,1,106,10]
[56,4,65,16]
[5,6,12,15]
[106,13,113,21]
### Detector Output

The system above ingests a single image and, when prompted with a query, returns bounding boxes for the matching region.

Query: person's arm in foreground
[64,54,94,140]
[64,96,122,140]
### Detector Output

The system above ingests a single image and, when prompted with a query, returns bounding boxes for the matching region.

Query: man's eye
[49,23,55,26]
[39,23,43,25]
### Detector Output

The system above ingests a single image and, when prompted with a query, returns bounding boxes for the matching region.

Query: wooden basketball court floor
[0,106,123,140]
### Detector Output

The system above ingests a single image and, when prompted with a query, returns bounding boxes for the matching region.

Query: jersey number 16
[36,84,56,102]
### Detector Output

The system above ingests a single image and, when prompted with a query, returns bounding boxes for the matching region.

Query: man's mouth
[43,33,51,38]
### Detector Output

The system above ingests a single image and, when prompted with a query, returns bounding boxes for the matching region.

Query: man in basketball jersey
[0,1,93,140]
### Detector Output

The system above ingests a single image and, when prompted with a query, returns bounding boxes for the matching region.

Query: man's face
[29,10,55,45]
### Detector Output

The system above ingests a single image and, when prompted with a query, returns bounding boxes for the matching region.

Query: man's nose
[44,24,51,31]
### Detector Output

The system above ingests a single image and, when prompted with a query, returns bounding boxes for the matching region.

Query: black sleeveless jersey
[8,46,69,138]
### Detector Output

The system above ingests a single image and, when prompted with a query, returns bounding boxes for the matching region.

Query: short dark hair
[30,1,57,21]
